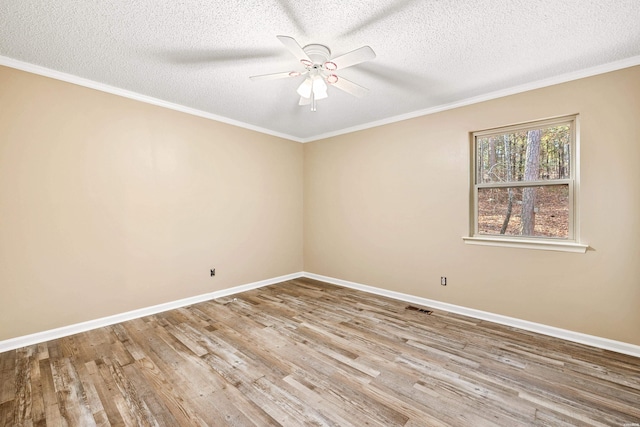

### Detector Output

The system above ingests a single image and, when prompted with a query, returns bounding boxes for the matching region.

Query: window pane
[477,185,569,238]
[477,124,571,184]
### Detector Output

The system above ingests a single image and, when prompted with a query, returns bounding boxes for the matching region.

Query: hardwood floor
[1,278,639,426]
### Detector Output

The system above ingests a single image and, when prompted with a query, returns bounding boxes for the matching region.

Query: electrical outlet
[441,276,447,286]
[210,268,215,277]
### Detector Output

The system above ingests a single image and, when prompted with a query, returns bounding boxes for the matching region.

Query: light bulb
[296,78,313,98]
[312,76,328,100]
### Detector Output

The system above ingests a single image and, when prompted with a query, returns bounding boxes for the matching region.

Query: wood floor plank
[13,347,33,424]
[108,358,160,426]
[38,356,66,426]
[28,350,46,426]
[0,401,13,427]
[121,361,182,426]
[84,359,126,427]
[0,350,16,405]
[1,277,639,426]
[50,357,97,426]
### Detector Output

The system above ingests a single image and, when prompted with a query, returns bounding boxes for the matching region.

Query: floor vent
[406,306,433,315]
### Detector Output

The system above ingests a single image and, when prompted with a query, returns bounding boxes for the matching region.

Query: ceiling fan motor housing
[303,44,331,65]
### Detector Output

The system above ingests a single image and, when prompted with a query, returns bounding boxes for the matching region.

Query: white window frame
[463,115,588,253]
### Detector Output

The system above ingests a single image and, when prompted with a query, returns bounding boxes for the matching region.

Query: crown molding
[2,54,640,144]
[0,56,304,143]
[300,55,640,142]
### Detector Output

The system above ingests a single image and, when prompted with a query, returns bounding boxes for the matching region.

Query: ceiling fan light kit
[250,35,376,111]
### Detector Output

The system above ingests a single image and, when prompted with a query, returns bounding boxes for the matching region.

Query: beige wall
[304,66,640,346]
[2,64,639,347]
[0,66,303,341]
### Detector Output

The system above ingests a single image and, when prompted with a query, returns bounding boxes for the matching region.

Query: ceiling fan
[250,36,376,111]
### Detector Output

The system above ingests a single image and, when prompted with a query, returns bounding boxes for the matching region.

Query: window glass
[473,117,576,241]
[477,185,569,238]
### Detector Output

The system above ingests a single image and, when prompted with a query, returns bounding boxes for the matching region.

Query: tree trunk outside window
[521,129,541,235]
[500,134,514,234]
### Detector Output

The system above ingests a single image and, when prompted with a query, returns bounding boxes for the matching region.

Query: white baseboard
[302,272,640,359]
[0,272,304,353]
[3,270,639,359]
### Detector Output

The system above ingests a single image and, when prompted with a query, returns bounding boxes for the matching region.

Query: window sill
[462,236,589,253]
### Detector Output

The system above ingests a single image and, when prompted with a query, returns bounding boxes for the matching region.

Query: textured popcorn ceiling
[1,0,640,141]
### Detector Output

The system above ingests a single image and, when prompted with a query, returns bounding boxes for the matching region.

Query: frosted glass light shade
[312,76,328,99]
[296,78,313,98]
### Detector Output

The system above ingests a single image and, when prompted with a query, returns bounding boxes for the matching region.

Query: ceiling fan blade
[277,35,312,63]
[164,48,282,65]
[249,71,301,81]
[354,62,429,93]
[329,46,376,70]
[340,0,420,37]
[299,96,311,106]
[331,75,369,98]
[274,0,306,36]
